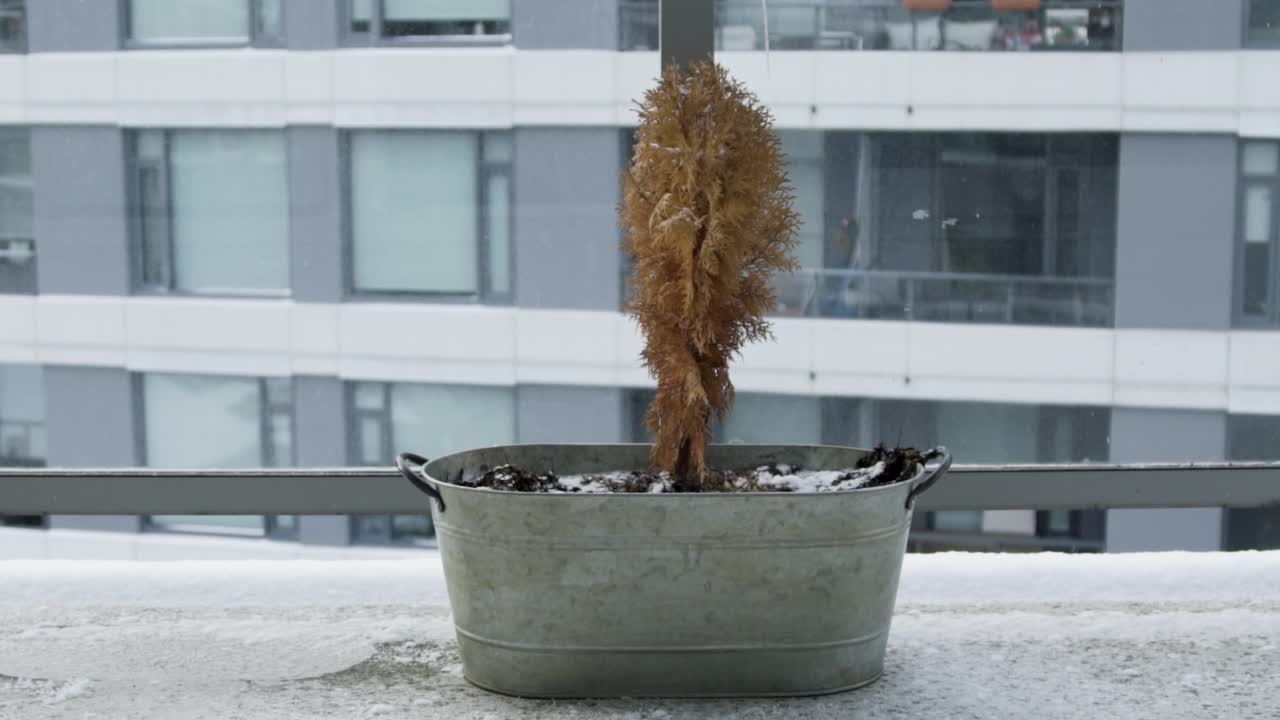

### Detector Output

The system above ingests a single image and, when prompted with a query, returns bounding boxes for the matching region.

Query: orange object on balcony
[903,0,952,10]
[991,0,1041,9]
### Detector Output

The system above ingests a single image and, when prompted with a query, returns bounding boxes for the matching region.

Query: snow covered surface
[0,526,430,562]
[2,552,1278,719]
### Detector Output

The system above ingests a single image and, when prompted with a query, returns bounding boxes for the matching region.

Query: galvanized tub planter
[396,443,951,698]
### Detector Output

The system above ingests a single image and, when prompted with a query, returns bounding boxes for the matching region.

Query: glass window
[349,131,510,298]
[143,373,294,534]
[389,383,514,459]
[1239,142,1280,321]
[0,364,44,467]
[620,0,1121,52]
[717,393,821,445]
[1248,0,1280,47]
[1245,186,1273,246]
[256,0,282,40]
[799,131,1117,327]
[780,131,825,270]
[1244,143,1279,177]
[132,130,290,295]
[0,127,33,293]
[872,399,1108,545]
[351,382,514,544]
[130,0,249,44]
[128,0,281,45]
[0,0,23,52]
[1226,415,1280,550]
[928,403,1039,532]
[348,0,511,42]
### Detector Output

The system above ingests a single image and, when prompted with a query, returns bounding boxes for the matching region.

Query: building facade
[1,0,1279,551]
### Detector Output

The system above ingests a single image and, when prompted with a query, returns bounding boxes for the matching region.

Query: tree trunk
[673,439,698,491]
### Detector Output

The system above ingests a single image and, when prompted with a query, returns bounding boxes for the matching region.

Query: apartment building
[1,0,1278,552]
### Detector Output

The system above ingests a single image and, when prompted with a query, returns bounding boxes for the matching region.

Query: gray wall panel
[287,127,345,302]
[1123,0,1245,51]
[284,0,341,50]
[513,0,618,49]
[26,0,121,52]
[514,128,622,310]
[294,375,352,545]
[46,366,142,532]
[1106,407,1227,552]
[517,385,625,443]
[31,127,131,295]
[1114,134,1236,330]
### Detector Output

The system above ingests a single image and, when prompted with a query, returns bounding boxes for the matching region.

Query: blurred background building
[1,0,1278,552]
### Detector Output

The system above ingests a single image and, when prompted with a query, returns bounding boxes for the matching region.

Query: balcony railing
[772,268,1114,327]
[620,0,1123,52]
[3,459,1279,515]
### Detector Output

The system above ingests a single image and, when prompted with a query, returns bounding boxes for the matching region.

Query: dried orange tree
[622,61,800,489]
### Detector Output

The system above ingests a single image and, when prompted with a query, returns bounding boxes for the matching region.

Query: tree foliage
[622,62,800,487]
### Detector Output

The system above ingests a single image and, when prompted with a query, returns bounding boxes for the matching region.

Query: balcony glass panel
[620,0,1123,52]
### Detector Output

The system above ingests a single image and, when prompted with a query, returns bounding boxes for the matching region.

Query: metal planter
[397,443,951,698]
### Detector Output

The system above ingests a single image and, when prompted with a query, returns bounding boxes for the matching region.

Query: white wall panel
[12,296,1280,413]
[34,295,126,366]
[3,50,1280,136]
[0,295,37,364]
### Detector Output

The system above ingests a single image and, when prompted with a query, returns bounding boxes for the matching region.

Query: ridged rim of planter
[401,442,948,503]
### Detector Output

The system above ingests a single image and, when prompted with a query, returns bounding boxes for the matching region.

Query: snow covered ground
[1,551,1277,719]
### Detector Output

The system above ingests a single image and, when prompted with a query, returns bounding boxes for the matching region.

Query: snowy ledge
[2,552,1278,719]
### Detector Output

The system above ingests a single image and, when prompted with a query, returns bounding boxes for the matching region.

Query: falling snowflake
[911,209,930,220]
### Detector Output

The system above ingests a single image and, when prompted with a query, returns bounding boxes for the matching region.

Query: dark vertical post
[660,0,715,71]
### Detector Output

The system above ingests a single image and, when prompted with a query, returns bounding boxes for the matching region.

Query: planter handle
[396,452,446,513]
[905,446,951,510]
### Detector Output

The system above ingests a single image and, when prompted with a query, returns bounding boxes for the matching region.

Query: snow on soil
[0,553,1278,719]
[555,462,886,493]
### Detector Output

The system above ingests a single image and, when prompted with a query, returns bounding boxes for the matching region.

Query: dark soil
[455,444,928,494]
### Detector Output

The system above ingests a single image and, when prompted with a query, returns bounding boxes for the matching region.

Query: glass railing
[619,0,1123,52]
[771,268,1114,327]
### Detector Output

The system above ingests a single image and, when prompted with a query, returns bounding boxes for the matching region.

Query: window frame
[136,372,298,539]
[341,0,512,48]
[0,0,25,54]
[121,0,285,50]
[126,128,292,299]
[1234,140,1280,327]
[342,129,514,304]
